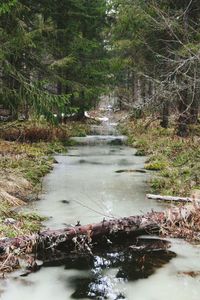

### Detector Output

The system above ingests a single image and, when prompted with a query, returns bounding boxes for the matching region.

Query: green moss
[45,142,67,154]
[145,160,168,171]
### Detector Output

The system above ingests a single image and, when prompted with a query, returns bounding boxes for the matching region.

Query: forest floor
[120,117,200,198]
[0,120,90,238]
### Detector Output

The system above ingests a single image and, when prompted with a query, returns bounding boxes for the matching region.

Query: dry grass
[159,202,200,242]
[0,120,90,142]
[0,190,25,207]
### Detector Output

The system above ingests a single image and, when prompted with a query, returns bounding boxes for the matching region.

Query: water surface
[34,144,159,228]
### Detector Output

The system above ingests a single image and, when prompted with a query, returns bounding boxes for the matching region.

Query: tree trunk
[134,75,142,105]
[57,81,62,95]
[160,100,169,128]
[76,90,86,120]
[24,100,29,120]
[177,89,190,137]
[189,96,199,124]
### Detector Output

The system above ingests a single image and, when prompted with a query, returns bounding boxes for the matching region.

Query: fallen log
[0,204,199,273]
[0,212,163,258]
[146,194,200,203]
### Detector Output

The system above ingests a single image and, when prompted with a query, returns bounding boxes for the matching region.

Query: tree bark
[177,88,190,137]
[189,96,199,124]
[76,90,86,120]
[160,100,169,128]
[57,81,62,95]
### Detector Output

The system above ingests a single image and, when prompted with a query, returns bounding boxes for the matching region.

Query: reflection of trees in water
[66,239,176,299]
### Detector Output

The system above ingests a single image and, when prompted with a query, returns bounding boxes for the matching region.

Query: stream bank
[120,118,200,198]
[0,121,90,240]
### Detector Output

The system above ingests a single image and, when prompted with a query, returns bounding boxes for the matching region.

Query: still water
[1,136,200,300]
[33,144,160,228]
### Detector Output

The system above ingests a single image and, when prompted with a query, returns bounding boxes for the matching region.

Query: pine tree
[0,0,108,121]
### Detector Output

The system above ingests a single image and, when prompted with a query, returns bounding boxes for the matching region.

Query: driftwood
[146,194,200,203]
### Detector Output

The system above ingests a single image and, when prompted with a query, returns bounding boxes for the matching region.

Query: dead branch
[146,194,200,203]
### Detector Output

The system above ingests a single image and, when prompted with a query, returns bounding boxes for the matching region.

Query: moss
[134,138,149,150]
[0,125,83,190]
[145,160,169,171]
[0,141,65,186]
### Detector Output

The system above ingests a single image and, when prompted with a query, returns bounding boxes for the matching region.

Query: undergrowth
[0,120,90,142]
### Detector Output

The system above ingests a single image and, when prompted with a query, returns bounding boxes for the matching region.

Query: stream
[1,121,200,300]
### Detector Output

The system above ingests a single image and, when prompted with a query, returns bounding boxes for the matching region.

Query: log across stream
[0,204,197,269]
[0,212,164,260]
